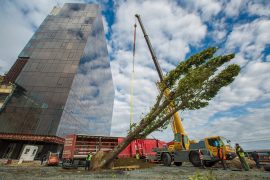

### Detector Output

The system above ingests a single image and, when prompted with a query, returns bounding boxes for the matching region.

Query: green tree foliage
[94,47,240,169]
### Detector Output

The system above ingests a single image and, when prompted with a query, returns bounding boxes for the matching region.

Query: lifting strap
[130,21,137,131]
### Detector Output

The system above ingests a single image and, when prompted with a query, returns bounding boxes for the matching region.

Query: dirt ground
[113,158,155,169]
[0,162,269,180]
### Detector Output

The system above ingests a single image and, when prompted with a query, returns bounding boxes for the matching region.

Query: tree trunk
[93,104,176,169]
[93,125,144,169]
[92,95,174,170]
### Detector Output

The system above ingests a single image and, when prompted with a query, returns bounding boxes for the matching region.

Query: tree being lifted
[92,18,240,170]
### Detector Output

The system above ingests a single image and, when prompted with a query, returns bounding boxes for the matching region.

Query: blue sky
[0,0,270,150]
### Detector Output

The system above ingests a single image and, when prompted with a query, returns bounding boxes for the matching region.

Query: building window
[24,149,30,154]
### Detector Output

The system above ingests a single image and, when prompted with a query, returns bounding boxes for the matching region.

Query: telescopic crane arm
[135,14,163,81]
[135,14,189,150]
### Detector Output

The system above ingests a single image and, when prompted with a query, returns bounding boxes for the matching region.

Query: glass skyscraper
[0,3,114,137]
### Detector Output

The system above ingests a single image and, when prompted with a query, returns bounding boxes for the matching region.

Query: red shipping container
[62,134,166,162]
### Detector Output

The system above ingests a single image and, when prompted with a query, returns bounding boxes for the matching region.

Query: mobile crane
[135,14,236,167]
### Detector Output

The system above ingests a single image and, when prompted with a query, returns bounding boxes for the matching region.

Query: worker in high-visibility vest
[217,145,227,170]
[85,152,93,171]
[136,153,140,160]
[235,143,249,171]
[198,149,205,169]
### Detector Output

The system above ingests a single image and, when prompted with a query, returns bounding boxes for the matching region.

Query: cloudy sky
[0,0,270,150]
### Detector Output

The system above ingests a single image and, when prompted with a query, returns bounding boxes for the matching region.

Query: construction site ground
[0,162,269,180]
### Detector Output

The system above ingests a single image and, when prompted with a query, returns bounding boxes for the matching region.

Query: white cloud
[226,19,270,64]
[247,1,270,17]
[208,17,227,42]
[109,0,207,137]
[224,0,244,17]
[183,0,222,21]
[187,105,270,150]
[0,1,34,73]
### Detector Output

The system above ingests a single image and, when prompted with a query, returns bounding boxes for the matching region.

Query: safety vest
[218,148,226,160]
[136,153,140,160]
[86,154,92,161]
[236,147,245,157]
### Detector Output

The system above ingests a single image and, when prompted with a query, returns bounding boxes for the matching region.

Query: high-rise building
[0,3,114,137]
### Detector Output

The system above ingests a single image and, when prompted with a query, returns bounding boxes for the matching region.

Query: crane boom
[135,14,163,81]
[135,14,189,150]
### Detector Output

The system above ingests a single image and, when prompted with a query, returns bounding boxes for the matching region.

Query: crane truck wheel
[162,153,172,166]
[189,151,201,167]
[174,162,182,166]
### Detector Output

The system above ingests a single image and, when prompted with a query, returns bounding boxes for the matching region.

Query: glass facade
[0,3,114,137]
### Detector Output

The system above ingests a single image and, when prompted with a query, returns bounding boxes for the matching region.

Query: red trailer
[62,134,166,167]
[118,138,166,158]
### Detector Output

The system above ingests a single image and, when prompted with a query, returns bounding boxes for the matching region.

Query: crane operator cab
[173,133,190,151]
[205,136,236,160]
[168,111,190,152]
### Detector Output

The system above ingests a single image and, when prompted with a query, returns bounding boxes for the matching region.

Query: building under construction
[0,3,114,159]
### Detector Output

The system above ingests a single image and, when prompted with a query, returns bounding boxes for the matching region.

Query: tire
[174,162,182,166]
[203,161,216,167]
[162,153,172,167]
[189,151,202,167]
[62,160,76,169]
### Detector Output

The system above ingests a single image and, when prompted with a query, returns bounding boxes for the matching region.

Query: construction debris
[112,165,140,171]
[91,151,155,171]
[91,151,113,170]
[231,158,256,169]
[214,157,256,169]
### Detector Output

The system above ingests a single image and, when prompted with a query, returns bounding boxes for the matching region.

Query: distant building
[0,3,114,137]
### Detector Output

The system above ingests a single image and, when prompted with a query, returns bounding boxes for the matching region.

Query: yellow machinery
[164,89,190,152]
[0,84,15,110]
[135,14,236,167]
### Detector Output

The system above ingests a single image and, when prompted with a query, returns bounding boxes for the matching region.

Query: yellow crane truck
[135,14,236,167]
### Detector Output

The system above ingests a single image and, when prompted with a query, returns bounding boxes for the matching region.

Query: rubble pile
[215,157,256,169]
[91,151,113,170]
[91,151,155,170]
[229,157,256,169]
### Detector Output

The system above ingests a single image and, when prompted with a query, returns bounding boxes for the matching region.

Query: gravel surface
[0,163,269,180]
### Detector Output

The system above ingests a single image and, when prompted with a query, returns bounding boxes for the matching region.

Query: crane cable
[130,20,137,131]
